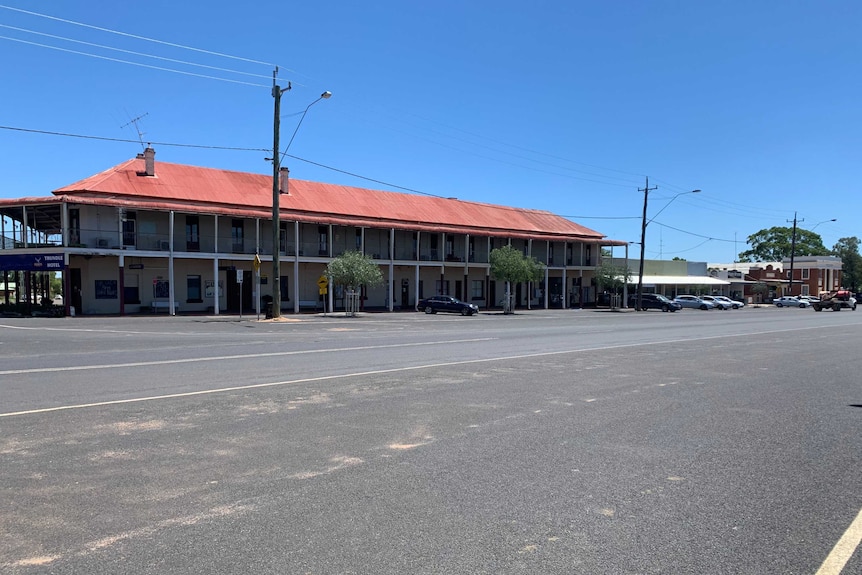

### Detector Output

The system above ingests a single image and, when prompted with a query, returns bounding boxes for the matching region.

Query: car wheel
[732,304,739,309]
[832,304,841,311]
[424,306,435,314]
[661,304,669,312]
[700,304,708,310]
[460,308,470,316]
[776,303,783,307]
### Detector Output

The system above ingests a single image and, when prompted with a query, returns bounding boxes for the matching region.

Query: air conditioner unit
[97,238,109,248]
[159,240,170,251]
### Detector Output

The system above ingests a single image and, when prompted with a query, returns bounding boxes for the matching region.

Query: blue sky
[1,1,859,263]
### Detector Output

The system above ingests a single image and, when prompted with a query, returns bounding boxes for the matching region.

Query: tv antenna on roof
[121,113,149,150]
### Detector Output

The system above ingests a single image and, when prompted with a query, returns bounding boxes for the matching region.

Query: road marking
[1,323,856,417]
[0,338,496,376]
[815,507,862,575]
[0,339,697,417]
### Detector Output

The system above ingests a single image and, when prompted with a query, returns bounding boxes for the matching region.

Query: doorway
[226,269,253,313]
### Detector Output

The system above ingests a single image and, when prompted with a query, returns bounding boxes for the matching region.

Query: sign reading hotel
[0,253,65,271]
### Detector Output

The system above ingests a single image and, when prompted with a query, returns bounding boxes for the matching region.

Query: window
[122,212,137,248]
[231,220,244,252]
[186,216,200,251]
[187,275,202,303]
[318,225,328,256]
[355,229,362,250]
[471,280,484,300]
[468,237,475,262]
[279,222,288,254]
[802,269,810,280]
[435,280,450,295]
[69,208,81,246]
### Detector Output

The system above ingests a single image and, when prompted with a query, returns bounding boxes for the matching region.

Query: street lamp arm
[646,189,701,225]
[280,91,332,165]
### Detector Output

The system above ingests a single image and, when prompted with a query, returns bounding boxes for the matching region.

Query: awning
[636,275,730,286]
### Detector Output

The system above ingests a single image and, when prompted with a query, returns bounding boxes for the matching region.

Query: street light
[635,182,701,311]
[811,218,836,231]
[270,83,331,319]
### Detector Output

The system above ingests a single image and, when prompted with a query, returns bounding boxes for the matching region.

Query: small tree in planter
[751,282,768,304]
[325,251,383,316]
[489,245,545,314]
[594,261,632,308]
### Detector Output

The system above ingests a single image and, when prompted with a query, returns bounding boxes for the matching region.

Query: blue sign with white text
[0,253,65,271]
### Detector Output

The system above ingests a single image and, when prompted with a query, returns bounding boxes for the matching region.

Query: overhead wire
[0,36,270,87]
[0,3,274,67]
[0,4,787,241]
[0,125,269,152]
[0,23,274,81]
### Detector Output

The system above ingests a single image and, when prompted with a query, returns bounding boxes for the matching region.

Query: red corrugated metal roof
[49,156,625,243]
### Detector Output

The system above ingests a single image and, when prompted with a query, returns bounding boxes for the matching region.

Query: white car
[774,296,811,308]
[712,295,745,309]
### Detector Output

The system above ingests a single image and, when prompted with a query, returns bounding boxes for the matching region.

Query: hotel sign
[0,253,65,271]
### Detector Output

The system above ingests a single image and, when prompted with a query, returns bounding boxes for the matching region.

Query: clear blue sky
[1,1,859,263]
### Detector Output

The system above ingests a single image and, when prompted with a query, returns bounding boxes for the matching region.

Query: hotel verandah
[0,148,625,316]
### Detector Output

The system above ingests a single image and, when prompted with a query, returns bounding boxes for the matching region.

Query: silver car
[673,295,715,310]
[774,296,811,308]
[700,295,732,310]
[712,295,745,309]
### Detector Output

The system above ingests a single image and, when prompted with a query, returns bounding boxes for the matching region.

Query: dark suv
[629,293,681,312]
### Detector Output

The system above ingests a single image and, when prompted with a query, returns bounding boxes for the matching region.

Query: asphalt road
[1,307,861,574]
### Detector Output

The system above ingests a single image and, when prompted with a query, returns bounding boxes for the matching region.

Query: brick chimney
[143,147,156,176]
[279,166,289,195]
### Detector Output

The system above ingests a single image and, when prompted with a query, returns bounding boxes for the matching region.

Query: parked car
[628,293,681,312]
[798,295,820,304]
[700,295,732,310]
[673,295,715,310]
[774,296,811,308]
[417,295,479,315]
[711,295,745,309]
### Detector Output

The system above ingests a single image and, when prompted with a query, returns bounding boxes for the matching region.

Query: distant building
[709,257,843,302]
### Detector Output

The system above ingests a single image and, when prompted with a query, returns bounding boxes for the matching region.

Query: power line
[0,125,269,152]
[0,23,274,81]
[0,3,274,67]
[653,221,736,243]
[0,123,444,197]
[0,36,270,88]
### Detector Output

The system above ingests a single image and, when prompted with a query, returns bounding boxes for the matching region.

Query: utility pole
[787,212,802,296]
[636,176,658,311]
[271,68,290,319]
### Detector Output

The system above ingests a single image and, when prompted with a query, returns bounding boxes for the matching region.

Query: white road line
[0,338,496,375]
[0,337,688,418]
[0,323,853,418]
[815,507,862,575]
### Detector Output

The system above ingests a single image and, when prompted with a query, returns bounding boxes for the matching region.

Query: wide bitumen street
[1,307,860,574]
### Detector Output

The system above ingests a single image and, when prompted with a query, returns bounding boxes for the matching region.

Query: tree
[324,251,383,315]
[738,226,830,262]
[832,236,862,292]
[594,261,631,294]
[489,245,545,313]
